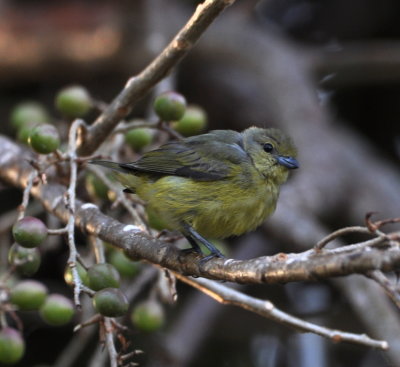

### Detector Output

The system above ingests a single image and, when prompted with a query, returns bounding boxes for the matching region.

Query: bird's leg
[183,235,203,254]
[181,222,225,261]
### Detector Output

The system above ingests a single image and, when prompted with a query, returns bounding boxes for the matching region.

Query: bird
[90,127,299,260]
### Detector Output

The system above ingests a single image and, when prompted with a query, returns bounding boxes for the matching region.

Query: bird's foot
[180,247,202,255]
[199,249,225,265]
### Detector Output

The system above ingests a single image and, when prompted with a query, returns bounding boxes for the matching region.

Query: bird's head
[242,127,299,185]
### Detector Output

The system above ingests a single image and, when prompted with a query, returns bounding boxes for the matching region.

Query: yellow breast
[137,169,279,239]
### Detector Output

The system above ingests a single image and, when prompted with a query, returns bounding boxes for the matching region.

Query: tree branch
[367,270,400,309]
[174,273,388,350]
[1,135,399,286]
[77,0,236,156]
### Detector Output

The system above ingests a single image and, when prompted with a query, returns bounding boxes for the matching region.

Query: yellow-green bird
[91,127,298,260]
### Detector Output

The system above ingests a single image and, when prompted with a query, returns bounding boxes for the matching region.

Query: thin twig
[81,285,96,297]
[89,235,119,367]
[104,318,118,367]
[87,165,148,230]
[367,270,400,309]
[66,119,87,307]
[158,120,184,140]
[17,170,38,220]
[112,119,159,135]
[175,273,389,350]
[315,226,372,250]
[89,235,106,264]
[74,314,102,333]
[47,227,68,235]
[321,234,388,255]
[77,0,237,155]
[365,212,400,234]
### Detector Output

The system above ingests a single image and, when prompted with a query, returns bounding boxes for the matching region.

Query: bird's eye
[263,143,274,153]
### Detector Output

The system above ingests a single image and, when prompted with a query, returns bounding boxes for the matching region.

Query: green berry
[64,263,89,287]
[29,124,60,154]
[131,300,165,332]
[10,280,48,311]
[125,128,153,151]
[172,105,207,137]
[12,217,48,249]
[108,250,141,278]
[0,328,25,364]
[55,85,92,118]
[87,263,120,291]
[154,91,187,121]
[40,294,74,326]
[17,121,39,145]
[8,243,41,276]
[10,101,49,130]
[93,288,129,317]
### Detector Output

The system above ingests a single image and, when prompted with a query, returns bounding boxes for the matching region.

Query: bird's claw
[199,251,225,265]
[180,247,202,255]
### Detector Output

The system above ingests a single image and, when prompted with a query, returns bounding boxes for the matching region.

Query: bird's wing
[120,130,250,181]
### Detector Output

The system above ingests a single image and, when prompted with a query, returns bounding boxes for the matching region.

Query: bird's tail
[89,160,140,192]
[89,160,126,173]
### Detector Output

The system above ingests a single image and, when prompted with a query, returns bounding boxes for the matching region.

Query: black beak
[276,155,299,169]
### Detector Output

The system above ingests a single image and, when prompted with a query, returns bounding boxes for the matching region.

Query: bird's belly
[192,193,276,238]
[140,176,278,239]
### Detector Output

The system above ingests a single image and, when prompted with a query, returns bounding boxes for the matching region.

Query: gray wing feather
[121,130,250,181]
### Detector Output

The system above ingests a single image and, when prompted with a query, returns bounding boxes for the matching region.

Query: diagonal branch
[1,135,399,285]
[174,273,388,350]
[367,270,400,309]
[77,0,236,156]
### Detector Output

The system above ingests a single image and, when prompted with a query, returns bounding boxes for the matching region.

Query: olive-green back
[120,130,250,181]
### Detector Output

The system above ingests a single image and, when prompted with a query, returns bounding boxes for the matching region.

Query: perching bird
[91,127,298,260]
